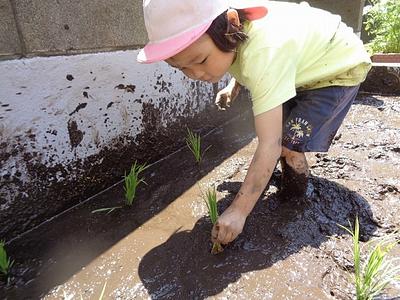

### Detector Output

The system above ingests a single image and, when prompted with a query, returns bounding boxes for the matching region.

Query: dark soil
[1,94,399,300]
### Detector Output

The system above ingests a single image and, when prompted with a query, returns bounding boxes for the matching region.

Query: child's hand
[215,78,241,110]
[211,205,247,245]
[215,87,236,110]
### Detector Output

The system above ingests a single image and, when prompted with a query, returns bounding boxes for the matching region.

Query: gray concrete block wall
[306,0,365,32]
[1,0,366,60]
[0,0,22,57]
[282,0,365,32]
[13,0,147,56]
[0,0,147,59]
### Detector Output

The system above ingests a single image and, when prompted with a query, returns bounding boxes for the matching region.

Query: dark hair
[206,9,249,52]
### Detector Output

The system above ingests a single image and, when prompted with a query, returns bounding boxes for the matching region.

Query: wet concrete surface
[1,94,400,299]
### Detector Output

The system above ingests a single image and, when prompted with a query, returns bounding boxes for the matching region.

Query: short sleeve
[242,45,297,116]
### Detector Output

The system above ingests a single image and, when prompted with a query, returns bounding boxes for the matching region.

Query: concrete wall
[305,0,365,33]
[0,0,146,60]
[0,0,365,61]
[0,0,22,57]
[0,0,366,240]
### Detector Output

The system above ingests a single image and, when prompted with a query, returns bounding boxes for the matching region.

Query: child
[137,0,371,246]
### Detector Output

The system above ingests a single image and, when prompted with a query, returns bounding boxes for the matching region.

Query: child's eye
[200,57,208,64]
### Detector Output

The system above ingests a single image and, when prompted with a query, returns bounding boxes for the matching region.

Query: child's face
[165,34,235,83]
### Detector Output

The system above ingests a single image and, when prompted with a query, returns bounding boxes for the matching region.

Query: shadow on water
[1,106,256,299]
[138,174,378,299]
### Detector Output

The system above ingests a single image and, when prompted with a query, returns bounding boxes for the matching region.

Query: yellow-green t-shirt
[228,1,372,116]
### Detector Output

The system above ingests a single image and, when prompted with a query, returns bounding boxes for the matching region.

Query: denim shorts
[282,85,360,152]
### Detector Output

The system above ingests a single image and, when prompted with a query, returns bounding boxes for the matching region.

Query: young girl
[137,0,371,246]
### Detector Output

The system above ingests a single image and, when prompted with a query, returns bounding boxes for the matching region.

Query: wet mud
[277,158,308,202]
[360,66,400,96]
[0,89,247,242]
[1,94,400,299]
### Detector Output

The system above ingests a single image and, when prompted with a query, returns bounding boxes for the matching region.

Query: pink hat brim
[137,3,268,64]
[137,22,212,64]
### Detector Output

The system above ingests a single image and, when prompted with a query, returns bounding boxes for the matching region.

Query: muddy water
[1,94,400,299]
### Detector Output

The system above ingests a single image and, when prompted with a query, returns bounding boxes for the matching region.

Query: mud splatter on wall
[67,119,84,148]
[0,50,235,240]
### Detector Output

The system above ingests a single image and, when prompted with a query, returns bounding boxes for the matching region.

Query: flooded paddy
[1,94,400,299]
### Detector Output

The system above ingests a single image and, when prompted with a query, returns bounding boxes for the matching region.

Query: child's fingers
[215,92,230,110]
[215,96,225,109]
[216,224,228,244]
[225,96,232,107]
[221,232,234,245]
[211,224,219,243]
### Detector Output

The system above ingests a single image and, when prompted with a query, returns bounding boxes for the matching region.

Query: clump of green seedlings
[92,161,148,214]
[0,240,14,283]
[339,217,400,300]
[186,128,211,164]
[203,187,223,254]
[124,161,148,206]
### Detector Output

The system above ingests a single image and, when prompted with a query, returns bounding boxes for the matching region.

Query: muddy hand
[211,205,246,245]
[215,78,241,110]
[215,91,231,110]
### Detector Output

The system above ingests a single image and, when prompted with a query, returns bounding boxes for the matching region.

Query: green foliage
[0,240,13,280]
[202,186,224,254]
[185,128,211,164]
[364,0,400,53]
[339,218,400,300]
[124,161,148,206]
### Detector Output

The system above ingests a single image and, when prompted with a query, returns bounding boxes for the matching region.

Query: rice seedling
[0,240,14,282]
[91,206,122,214]
[124,161,148,206]
[339,218,400,300]
[98,281,107,300]
[76,281,107,300]
[202,186,224,254]
[186,128,211,164]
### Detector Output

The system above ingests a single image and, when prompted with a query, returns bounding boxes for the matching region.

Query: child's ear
[226,9,241,27]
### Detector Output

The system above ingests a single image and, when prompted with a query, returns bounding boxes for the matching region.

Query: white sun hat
[137,0,268,64]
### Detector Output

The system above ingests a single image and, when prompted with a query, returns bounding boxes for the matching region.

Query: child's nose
[190,69,205,80]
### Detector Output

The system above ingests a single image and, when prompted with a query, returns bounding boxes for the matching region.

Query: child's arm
[215,78,242,110]
[211,105,282,245]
